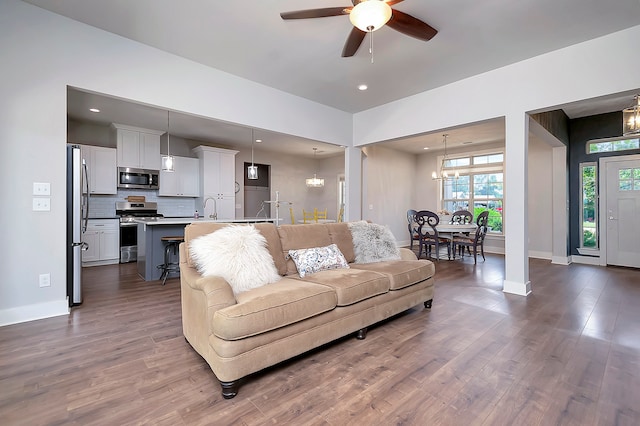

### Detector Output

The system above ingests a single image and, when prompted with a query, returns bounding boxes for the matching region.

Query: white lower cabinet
[82,219,119,266]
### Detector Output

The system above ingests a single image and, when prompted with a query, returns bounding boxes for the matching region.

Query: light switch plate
[33,198,51,211]
[33,182,51,195]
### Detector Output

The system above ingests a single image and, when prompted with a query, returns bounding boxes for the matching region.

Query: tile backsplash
[89,189,196,218]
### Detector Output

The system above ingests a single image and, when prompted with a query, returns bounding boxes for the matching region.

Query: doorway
[600,155,640,268]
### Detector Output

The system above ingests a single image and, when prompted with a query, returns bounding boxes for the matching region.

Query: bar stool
[157,235,184,285]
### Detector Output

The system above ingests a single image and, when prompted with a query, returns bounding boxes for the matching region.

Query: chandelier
[306,148,324,188]
[431,134,459,181]
[622,95,640,136]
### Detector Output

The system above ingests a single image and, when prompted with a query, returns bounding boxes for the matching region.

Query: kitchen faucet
[203,196,218,220]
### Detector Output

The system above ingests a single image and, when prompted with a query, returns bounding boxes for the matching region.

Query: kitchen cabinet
[111,123,163,170]
[159,156,200,197]
[82,219,119,266]
[193,146,238,220]
[80,145,117,194]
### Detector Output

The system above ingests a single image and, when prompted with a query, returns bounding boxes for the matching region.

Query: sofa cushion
[189,225,281,295]
[350,259,435,290]
[212,278,338,340]
[184,222,287,276]
[277,224,333,275]
[326,222,355,263]
[288,244,349,278]
[296,268,389,306]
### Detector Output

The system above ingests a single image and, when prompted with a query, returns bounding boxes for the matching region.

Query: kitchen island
[135,217,282,281]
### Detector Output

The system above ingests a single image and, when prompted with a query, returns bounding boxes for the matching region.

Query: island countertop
[134,217,282,226]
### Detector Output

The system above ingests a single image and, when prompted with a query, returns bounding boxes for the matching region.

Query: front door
[605,157,640,268]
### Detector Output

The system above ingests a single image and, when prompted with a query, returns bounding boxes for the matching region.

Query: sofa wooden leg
[424,299,433,309]
[356,328,368,340]
[219,380,239,399]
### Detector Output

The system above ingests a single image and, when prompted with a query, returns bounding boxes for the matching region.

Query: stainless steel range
[115,201,163,263]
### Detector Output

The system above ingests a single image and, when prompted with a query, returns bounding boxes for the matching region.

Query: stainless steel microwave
[117,167,159,189]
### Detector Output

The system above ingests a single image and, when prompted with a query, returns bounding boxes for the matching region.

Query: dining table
[434,222,478,260]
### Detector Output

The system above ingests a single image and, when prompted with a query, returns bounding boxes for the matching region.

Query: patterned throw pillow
[288,244,350,278]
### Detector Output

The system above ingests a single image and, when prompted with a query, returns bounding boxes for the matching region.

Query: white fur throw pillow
[189,225,281,295]
[348,221,401,264]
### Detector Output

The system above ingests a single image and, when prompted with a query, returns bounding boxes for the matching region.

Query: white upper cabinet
[80,144,117,195]
[193,146,238,220]
[159,156,200,197]
[111,123,163,170]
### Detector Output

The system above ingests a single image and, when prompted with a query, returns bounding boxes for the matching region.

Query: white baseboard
[503,279,532,296]
[0,299,69,327]
[551,256,571,265]
[571,255,602,265]
[529,250,552,260]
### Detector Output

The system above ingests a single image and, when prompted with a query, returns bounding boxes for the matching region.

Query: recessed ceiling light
[89,108,100,113]
[423,147,430,150]
[358,84,368,91]
[255,139,262,143]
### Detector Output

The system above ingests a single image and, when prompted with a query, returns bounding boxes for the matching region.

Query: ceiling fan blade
[387,9,438,41]
[280,7,350,20]
[385,0,405,5]
[342,27,367,57]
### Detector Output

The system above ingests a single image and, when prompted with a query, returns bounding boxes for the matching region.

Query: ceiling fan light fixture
[622,94,640,136]
[248,128,258,180]
[349,0,392,32]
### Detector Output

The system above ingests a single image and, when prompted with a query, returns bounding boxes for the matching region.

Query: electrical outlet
[33,198,51,211]
[369,204,374,210]
[33,182,51,195]
[39,273,51,288]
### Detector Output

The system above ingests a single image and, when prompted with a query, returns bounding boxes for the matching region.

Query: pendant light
[247,128,258,180]
[306,148,324,187]
[431,134,459,181]
[622,95,640,136]
[161,110,175,172]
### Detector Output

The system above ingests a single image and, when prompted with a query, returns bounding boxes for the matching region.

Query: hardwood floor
[1,255,639,425]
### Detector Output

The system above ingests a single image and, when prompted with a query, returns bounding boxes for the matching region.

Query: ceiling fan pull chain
[369,27,374,64]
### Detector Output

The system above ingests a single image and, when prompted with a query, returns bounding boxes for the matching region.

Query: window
[580,163,597,249]
[441,150,504,233]
[588,137,639,154]
[618,167,640,191]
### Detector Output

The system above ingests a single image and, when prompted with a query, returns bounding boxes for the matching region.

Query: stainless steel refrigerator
[66,145,88,306]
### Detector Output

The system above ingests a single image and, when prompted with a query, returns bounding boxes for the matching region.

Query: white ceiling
[28,0,640,154]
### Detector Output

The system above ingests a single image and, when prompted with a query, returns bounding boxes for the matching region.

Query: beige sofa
[179,221,435,399]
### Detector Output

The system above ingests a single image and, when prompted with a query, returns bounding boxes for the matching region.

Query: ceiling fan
[280,0,437,57]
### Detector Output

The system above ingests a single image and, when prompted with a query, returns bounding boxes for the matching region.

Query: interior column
[503,111,532,296]
[344,146,363,222]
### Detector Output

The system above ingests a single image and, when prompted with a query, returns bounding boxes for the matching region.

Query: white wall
[361,145,417,243]
[527,135,554,258]
[232,148,344,222]
[0,0,352,325]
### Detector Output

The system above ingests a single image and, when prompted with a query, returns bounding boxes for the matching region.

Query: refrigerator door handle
[82,159,90,233]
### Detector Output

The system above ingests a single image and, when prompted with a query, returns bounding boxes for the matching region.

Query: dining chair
[406,209,420,250]
[450,210,473,225]
[314,208,327,221]
[415,210,451,261]
[452,210,489,263]
[302,209,315,224]
[289,207,296,225]
[449,209,473,257]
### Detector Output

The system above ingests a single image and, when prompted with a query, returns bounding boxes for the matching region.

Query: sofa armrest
[398,247,418,260]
